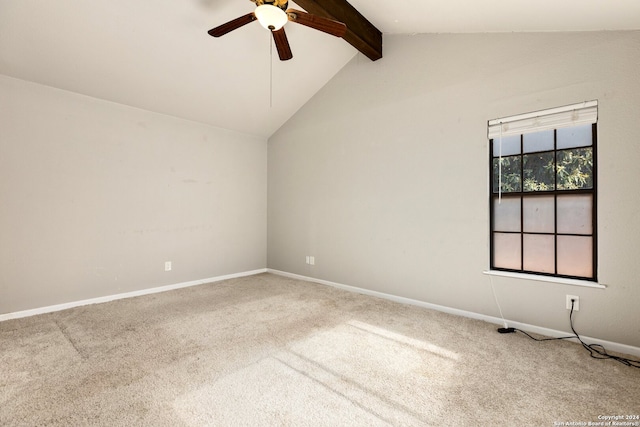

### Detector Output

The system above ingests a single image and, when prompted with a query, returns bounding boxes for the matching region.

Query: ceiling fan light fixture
[254,4,288,31]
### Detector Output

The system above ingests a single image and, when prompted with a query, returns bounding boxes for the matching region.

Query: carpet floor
[1,273,639,426]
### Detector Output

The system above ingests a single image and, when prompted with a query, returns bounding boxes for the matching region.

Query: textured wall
[0,75,267,313]
[268,31,640,347]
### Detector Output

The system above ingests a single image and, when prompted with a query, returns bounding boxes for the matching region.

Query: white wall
[0,75,267,313]
[268,31,640,347]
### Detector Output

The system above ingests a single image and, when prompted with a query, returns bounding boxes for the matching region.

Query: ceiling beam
[292,0,382,61]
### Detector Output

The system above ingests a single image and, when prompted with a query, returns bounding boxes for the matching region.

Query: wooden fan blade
[208,13,256,37]
[272,27,293,61]
[286,9,347,38]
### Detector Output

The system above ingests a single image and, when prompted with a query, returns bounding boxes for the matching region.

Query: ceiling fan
[208,0,347,61]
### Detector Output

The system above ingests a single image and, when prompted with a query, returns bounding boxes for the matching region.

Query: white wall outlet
[306,256,310,264]
[309,256,315,265]
[165,261,172,271]
[566,295,579,311]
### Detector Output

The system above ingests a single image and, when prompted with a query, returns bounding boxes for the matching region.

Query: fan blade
[208,13,256,37]
[286,9,347,38]
[272,27,293,61]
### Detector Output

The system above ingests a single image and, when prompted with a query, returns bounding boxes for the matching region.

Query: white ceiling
[1,1,639,138]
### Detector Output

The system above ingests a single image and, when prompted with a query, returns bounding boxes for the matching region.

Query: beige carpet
[1,273,639,426]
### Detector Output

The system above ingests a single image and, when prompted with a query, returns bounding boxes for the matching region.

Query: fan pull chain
[269,31,273,108]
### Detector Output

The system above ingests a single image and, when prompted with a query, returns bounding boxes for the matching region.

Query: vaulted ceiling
[1,0,638,138]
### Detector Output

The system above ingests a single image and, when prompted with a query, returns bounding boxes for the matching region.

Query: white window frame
[486,101,602,288]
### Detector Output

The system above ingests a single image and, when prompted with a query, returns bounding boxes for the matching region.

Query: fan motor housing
[252,0,288,10]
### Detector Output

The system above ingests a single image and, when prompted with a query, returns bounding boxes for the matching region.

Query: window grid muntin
[490,124,597,281]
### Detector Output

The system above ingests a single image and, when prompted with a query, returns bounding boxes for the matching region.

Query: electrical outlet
[165,261,172,271]
[309,256,315,265]
[566,295,580,311]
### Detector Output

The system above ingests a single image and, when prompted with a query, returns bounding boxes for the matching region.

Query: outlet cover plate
[566,295,579,311]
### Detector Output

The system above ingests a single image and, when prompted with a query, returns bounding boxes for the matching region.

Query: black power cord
[499,299,640,368]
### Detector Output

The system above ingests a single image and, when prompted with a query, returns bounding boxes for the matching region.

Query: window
[488,101,597,281]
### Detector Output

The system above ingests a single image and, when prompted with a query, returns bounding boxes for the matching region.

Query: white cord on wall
[498,123,503,204]
[489,275,508,328]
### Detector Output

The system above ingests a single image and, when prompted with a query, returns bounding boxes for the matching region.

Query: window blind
[488,100,598,139]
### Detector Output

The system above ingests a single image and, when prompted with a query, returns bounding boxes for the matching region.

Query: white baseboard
[0,268,267,322]
[267,269,640,358]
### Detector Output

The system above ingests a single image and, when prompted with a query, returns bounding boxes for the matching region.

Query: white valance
[488,100,598,139]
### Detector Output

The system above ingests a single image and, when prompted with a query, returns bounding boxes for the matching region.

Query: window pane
[557,147,593,190]
[523,196,554,233]
[523,152,555,191]
[557,194,592,235]
[493,233,521,270]
[493,197,521,232]
[492,134,521,157]
[523,234,555,273]
[493,156,521,193]
[557,236,593,278]
[557,124,592,150]
[523,130,554,153]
